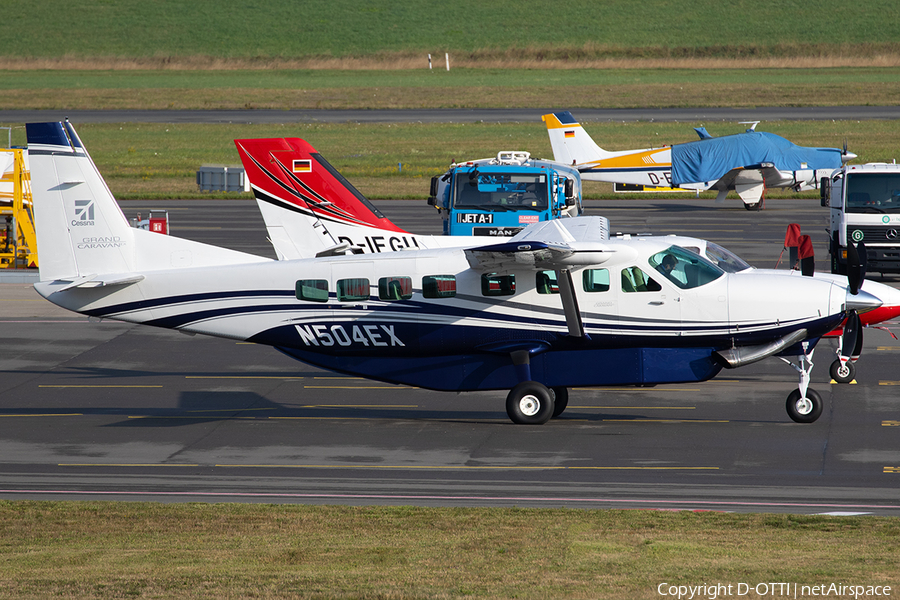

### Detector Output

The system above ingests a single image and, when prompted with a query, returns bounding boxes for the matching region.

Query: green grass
[4,120,897,199]
[3,67,899,110]
[2,0,899,58]
[0,501,897,599]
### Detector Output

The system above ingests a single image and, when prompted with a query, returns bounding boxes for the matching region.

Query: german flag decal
[292,159,312,173]
[564,131,575,138]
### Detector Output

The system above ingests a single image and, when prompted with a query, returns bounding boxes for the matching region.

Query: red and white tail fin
[235,137,411,259]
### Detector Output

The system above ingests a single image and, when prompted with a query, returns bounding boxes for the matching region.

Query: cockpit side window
[620,266,661,293]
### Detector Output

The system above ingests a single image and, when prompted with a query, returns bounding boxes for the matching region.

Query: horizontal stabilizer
[53,273,145,293]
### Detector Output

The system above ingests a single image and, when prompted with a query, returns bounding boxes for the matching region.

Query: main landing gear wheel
[829,359,856,384]
[550,387,569,418]
[506,381,554,425]
[785,388,823,423]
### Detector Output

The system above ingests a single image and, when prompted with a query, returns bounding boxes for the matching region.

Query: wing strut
[556,269,585,338]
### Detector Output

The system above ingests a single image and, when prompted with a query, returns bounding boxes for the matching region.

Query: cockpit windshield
[453,171,548,211]
[846,173,900,214]
[702,241,752,273]
[649,245,725,289]
[675,241,751,273]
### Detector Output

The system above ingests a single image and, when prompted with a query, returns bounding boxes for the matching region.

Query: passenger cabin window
[535,271,558,294]
[337,278,370,302]
[423,275,456,298]
[378,276,413,301]
[481,273,516,297]
[582,269,610,292]
[620,267,662,293]
[649,246,725,289]
[296,279,329,302]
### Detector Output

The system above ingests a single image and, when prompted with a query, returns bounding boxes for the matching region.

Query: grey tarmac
[1,198,898,514]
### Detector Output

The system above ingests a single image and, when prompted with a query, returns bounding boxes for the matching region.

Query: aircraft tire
[829,359,855,384]
[550,387,569,418]
[506,382,554,425]
[785,388,823,423]
[744,202,761,211]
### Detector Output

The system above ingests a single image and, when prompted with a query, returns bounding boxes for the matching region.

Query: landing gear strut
[778,342,824,423]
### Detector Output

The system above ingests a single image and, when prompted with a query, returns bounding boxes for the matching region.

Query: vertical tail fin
[28,121,268,285]
[27,121,135,281]
[542,111,611,167]
[235,138,408,259]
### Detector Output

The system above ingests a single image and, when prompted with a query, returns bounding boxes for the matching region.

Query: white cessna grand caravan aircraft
[238,136,896,392]
[27,122,881,424]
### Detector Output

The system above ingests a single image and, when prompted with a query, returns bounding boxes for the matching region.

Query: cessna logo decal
[296,324,405,347]
[71,200,94,226]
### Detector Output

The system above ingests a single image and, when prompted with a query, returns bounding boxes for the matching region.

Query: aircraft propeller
[830,241,869,382]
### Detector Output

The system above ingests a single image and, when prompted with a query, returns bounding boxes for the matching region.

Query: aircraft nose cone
[845,288,883,312]
[842,152,858,163]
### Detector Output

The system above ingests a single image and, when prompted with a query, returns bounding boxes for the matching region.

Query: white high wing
[28,122,881,424]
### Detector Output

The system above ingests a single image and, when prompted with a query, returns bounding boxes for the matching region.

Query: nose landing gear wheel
[829,359,855,384]
[785,388,823,423]
[506,382,554,424]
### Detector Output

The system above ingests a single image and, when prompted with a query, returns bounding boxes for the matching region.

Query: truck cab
[822,163,900,274]
[428,151,583,237]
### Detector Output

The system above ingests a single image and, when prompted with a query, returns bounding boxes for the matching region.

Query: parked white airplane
[28,122,881,424]
[543,111,855,210]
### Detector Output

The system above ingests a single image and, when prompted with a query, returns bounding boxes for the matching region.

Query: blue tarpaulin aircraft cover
[670,131,844,186]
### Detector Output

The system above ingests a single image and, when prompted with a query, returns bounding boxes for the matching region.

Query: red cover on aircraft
[797,235,814,259]
[784,223,802,248]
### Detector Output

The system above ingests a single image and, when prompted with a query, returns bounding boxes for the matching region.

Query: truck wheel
[829,359,855,384]
[506,382,554,425]
[785,389,823,423]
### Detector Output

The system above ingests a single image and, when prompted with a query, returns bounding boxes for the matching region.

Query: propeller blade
[858,241,867,283]
[847,242,866,295]
[851,322,864,363]
[841,310,861,362]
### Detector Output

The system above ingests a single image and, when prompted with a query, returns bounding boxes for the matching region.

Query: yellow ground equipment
[0,149,38,269]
